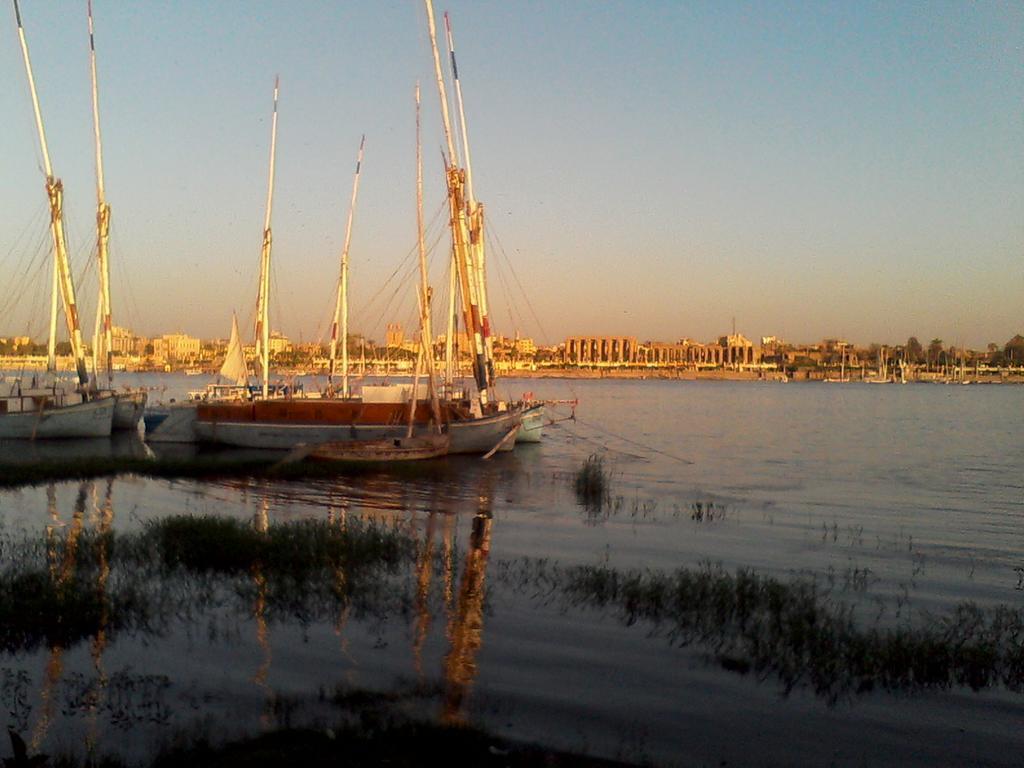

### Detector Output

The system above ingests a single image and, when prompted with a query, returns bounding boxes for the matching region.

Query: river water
[0,374,1021,765]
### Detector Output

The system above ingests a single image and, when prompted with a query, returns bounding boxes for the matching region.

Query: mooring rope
[564,413,694,466]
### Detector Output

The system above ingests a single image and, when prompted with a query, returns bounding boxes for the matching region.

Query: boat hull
[193,410,519,455]
[186,399,520,455]
[516,403,545,443]
[0,396,115,439]
[113,390,148,430]
[144,403,198,442]
[300,434,449,463]
[147,398,522,456]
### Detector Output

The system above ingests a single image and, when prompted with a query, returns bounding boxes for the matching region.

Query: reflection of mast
[441,503,493,723]
[251,499,273,727]
[86,478,114,749]
[412,509,439,677]
[327,503,357,684]
[32,482,90,752]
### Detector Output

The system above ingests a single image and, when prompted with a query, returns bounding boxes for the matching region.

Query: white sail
[219,313,249,386]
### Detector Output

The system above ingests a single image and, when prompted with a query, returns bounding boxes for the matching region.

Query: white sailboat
[1,0,115,440]
[85,0,146,430]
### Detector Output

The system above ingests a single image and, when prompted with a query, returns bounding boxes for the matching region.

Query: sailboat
[0,0,115,440]
[153,7,523,454]
[188,312,253,401]
[867,346,890,384]
[85,0,146,430]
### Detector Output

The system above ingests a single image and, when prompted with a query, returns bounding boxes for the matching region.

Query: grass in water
[3,516,1024,701]
[573,454,611,512]
[0,515,419,654]
[516,560,1024,700]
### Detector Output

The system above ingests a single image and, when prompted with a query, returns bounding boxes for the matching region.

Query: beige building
[514,336,536,356]
[385,323,404,348]
[111,326,145,356]
[268,332,291,356]
[154,332,201,362]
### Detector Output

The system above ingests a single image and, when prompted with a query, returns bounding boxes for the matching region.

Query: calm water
[1,375,1022,765]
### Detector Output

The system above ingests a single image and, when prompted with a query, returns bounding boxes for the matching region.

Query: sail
[220,313,249,386]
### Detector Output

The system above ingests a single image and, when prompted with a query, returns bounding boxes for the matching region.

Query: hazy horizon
[2,1,1020,349]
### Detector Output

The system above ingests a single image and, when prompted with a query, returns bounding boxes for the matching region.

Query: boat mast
[444,249,456,389]
[254,77,279,400]
[328,135,365,399]
[416,84,443,431]
[14,0,91,393]
[444,13,495,390]
[88,0,113,389]
[424,0,491,408]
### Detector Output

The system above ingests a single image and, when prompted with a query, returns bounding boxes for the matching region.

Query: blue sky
[1,1,1021,348]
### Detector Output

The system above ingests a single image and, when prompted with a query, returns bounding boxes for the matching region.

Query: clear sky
[1,1,1021,349]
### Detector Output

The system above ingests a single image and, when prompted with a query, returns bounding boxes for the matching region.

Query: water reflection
[32,482,90,752]
[0,432,150,465]
[251,499,273,729]
[441,474,495,724]
[86,480,114,751]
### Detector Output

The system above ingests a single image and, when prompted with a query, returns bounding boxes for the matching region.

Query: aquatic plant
[0,516,420,654]
[519,560,1024,701]
[573,454,611,512]
[3,516,1024,705]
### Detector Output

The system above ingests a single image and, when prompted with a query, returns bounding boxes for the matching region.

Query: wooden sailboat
[274,94,451,466]
[86,0,146,430]
[0,0,115,440]
[439,12,543,443]
[157,7,521,454]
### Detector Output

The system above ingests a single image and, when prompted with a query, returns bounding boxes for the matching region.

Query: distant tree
[1005,334,1024,365]
[535,348,558,364]
[927,338,944,370]
[905,337,924,365]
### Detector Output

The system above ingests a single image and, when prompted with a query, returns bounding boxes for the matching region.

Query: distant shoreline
[3,363,1022,384]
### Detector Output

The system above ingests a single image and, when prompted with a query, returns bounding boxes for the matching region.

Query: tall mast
[254,77,279,400]
[444,12,494,390]
[329,134,365,399]
[424,0,490,407]
[14,0,90,392]
[444,251,456,389]
[416,84,443,431]
[88,0,113,389]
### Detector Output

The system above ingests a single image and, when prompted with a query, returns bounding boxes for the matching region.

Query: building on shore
[561,332,761,369]
[385,323,404,349]
[152,332,201,364]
